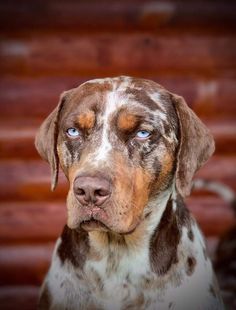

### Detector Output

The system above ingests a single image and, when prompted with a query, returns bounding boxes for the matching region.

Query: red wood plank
[0,202,66,244]
[0,244,54,285]
[1,34,235,77]
[0,286,39,310]
[0,1,235,33]
[0,160,68,202]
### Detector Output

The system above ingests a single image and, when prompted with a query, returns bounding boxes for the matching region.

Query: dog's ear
[172,94,215,197]
[35,91,70,191]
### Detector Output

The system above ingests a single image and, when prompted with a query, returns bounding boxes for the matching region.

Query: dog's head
[35,76,214,234]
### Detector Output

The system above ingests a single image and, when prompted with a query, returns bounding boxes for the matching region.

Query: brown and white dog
[35,76,224,309]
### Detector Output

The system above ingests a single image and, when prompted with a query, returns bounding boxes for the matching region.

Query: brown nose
[73,176,111,207]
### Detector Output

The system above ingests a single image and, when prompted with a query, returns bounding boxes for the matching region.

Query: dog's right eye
[66,127,80,137]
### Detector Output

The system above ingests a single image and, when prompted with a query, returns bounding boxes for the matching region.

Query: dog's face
[35,76,215,234]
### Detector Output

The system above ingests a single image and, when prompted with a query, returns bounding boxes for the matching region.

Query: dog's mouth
[80,218,109,232]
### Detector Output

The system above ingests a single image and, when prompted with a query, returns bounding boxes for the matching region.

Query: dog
[35,76,224,309]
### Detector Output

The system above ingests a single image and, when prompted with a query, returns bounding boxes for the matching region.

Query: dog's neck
[88,186,175,255]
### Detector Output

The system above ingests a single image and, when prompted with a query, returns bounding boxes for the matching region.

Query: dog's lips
[78,206,110,232]
[80,218,109,232]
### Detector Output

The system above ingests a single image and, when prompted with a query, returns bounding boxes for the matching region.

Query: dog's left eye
[66,127,80,137]
[136,130,151,139]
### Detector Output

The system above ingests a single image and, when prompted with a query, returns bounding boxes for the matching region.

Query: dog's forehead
[65,76,174,120]
[61,77,178,137]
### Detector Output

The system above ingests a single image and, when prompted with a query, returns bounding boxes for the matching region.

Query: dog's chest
[82,227,220,310]
[84,245,155,310]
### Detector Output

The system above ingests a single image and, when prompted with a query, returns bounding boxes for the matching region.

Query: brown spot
[38,283,51,309]
[186,256,196,276]
[175,194,192,228]
[188,228,194,241]
[150,199,181,275]
[117,111,138,132]
[77,110,95,130]
[57,225,89,268]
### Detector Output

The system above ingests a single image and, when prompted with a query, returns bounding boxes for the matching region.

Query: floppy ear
[35,91,68,191]
[172,94,215,197]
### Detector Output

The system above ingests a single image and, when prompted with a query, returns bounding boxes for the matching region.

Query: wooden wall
[0,1,236,309]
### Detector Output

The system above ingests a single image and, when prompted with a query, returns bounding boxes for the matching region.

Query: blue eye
[66,128,80,137]
[136,130,151,139]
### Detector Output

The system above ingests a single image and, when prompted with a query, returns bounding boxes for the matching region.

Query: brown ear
[35,92,68,191]
[173,94,215,197]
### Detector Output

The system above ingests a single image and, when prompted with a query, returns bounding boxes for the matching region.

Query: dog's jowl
[35,76,224,309]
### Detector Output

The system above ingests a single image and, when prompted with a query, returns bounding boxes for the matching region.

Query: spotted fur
[35,76,224,309]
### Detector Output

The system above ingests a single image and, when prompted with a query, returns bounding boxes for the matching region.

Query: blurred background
[0,0,235,309]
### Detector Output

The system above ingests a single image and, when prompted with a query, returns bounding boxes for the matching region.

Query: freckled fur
[36,76,223,310]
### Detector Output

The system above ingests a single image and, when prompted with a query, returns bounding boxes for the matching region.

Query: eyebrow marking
[117,111,138,132]
[76,110,95,130]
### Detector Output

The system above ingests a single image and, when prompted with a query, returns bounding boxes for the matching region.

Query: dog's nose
[73,176,111,207]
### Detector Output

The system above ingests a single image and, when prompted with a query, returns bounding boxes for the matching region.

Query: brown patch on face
[186,256,196,276]
[57,225,89,268]
[151,151,175,194]
[117,111,138,132]
[103,152,152,234]
[150,199,181,275]
[132,167,152,215]
[38,282,51,309]
[76,110,95,130]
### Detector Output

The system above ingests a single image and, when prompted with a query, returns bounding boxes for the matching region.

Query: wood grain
[0,202,66,244]
[1,34,235,77]
[0,244,53,285]
[0,1,235,33]
[0,286,39,310]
